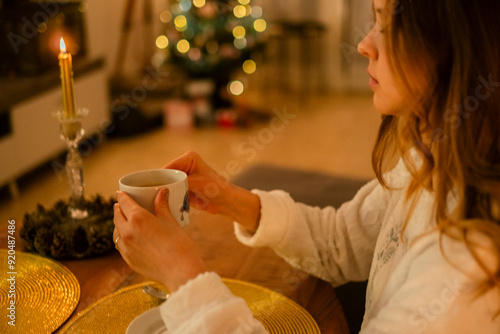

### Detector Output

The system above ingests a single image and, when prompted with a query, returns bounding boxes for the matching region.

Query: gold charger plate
[59,279,320,333]
[0,250,80,334]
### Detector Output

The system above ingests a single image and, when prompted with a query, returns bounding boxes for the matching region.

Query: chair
[262,0,327,96]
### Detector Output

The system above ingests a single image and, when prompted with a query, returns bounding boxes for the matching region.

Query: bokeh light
[242,59,256,74]
[228,80,244,96]
[155,35,169,49]
[233,5,246,18]
[233,37,247,49]
[193,0,206,8]
[232,25,246,39]
[177,39,190,53]
[254,19,266,32]
[188,47,202,61]
[250,6,262,18]
[174,15,187,31]
[179,0,191,11]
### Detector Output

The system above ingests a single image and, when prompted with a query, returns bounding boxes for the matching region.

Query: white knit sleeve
[234,178,393,285]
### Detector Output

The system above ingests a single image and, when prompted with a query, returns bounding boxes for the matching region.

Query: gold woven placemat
[225,279,320,333]
[0,250,80,334]
[60,279,320,333]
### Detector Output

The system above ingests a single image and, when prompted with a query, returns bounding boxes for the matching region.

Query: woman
[113,0,500,332]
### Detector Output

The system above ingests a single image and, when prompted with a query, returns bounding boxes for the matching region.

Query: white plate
[126,306,169,334]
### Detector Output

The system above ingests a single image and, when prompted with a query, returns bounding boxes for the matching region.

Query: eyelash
[376,20,386,34]
[371,22,385,34]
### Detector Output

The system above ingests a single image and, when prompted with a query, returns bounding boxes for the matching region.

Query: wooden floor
[0,89,380,224]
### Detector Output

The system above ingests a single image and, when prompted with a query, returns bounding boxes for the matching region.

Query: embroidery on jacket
[366,222,404,310]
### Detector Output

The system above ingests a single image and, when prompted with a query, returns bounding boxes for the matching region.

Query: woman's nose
[357,33,377,60]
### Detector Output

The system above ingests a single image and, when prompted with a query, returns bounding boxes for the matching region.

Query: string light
[250,6,262,18]
[179,0,191,11]
[158,0,265,102]
[174,15,187,31]
[156,35,169,49]
[188,47,202,61]
[234,37,247,49]
[233,5,246,18]
[193,0,206,8]
[228,80,244,95]
[242,59,256,74]
[253,19,266,32]
[177,39,190,53]
[232,25,246,39]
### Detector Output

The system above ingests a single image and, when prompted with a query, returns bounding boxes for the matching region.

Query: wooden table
[1,210,349,333]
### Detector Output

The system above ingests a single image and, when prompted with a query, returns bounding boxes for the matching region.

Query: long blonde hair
[372,0,500,296]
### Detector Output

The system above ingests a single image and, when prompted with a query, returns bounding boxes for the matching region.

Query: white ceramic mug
[119,169,189,227]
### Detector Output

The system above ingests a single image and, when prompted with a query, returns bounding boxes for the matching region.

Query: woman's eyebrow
[371,5,389,24]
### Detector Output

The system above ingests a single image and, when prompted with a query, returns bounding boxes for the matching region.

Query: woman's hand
[113,188,205,292]
[164,151,261,232]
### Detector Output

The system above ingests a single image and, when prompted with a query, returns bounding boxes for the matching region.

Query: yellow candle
[58,38,76,119]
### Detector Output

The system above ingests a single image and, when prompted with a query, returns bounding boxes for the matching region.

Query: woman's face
[358,0,405,115]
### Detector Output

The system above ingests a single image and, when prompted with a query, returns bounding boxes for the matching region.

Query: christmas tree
[155,0,267,106]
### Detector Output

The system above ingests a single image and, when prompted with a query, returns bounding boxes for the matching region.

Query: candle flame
[59,37,67,53]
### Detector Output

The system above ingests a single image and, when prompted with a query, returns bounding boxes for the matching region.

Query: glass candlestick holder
[55,108,89,220]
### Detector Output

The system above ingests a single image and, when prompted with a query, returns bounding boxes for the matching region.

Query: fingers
[114,192,150,240]
[162,151,201,174]
[113,201,127,251]
[113,202,126,223]
[115,191,142,221]
[154,188,175,222]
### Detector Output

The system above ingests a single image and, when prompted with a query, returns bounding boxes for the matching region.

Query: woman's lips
[368,72,379,89]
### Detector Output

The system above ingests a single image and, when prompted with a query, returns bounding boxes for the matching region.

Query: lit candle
[58,38,76,119]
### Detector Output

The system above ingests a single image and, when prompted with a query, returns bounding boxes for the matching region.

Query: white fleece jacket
[161,159,500,333]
